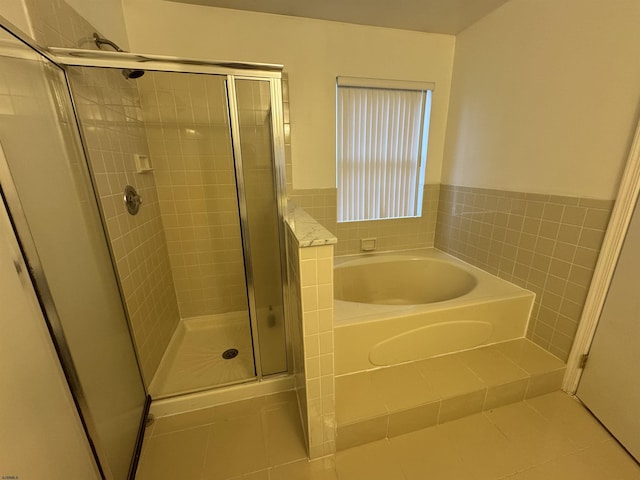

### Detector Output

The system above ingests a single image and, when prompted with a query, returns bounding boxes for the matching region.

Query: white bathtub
[335,255,478,305]
[334,249,534,374]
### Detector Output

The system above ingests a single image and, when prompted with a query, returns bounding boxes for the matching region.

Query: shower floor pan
[149,311,255,398]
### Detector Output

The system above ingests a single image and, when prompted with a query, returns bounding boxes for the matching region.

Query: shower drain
[222,348,239,360]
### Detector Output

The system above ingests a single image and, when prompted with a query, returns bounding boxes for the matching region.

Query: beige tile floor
[136,390,640,480]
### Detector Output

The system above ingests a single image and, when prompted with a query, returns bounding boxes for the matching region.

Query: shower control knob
[124,185,142,215]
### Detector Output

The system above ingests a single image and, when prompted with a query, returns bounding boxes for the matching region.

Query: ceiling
[166,0,511,35]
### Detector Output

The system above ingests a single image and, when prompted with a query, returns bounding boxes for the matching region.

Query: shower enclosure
[63,59,290,398]
[0,20,289,479]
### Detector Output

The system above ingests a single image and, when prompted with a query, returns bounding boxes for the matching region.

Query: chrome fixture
[123,185,142,215]
[93,33,145,79]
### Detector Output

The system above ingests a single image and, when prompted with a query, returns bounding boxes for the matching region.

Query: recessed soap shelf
[134,154,153,173]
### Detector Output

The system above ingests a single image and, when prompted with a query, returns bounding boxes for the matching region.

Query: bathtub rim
[334,248,535,328]
[334,255,479,305]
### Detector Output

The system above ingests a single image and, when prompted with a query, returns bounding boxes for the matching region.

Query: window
[336,77,433,222]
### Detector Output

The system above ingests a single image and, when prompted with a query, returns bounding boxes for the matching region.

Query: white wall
[443,0,640,199]
[123,1,456,189]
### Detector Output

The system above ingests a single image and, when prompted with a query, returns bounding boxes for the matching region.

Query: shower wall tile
[138,73,248,318]
[288,184,440,256]
[22,0,98,49]
[435,185,613,361]
[286,221,337,459]
[25,0,180,384]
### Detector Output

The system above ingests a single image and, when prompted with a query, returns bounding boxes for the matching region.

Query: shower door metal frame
[226,77,264,379]
[227,75,292,380]
[49,46,283,78]
[49,47,292,383]
[267,78,289,234]
[268,77,294,377]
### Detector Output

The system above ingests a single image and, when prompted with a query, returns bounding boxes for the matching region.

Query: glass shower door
[0,28,146,479]
[133,71,257,395]
[232,78,288,376]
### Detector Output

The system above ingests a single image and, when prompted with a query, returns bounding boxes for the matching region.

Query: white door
[576,194,640,461]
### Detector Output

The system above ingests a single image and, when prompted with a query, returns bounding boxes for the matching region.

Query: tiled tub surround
[436,185,613,361]
[335,338,566,451]
[334,249,534,375]
[288,184,440,255]
[286,204,337,458]
[290,184,612,363]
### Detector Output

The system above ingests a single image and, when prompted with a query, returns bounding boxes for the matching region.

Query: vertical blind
[337,84,432,222]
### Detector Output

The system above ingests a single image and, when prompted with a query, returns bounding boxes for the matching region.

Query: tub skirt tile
[369,363,439,412]
[416,354,486,398]
[336,416,388,451]
[335,339,566,451]
[387,402,440,438]
[335,373,387,424]
[484,378,529,411]
[525,368,565,399]
[438,389,487,424]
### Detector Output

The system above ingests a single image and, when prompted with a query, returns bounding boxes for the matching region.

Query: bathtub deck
[335,338,566,450]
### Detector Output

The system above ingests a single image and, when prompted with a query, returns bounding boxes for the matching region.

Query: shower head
[93,33,145,80]
[122,68,145,80]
